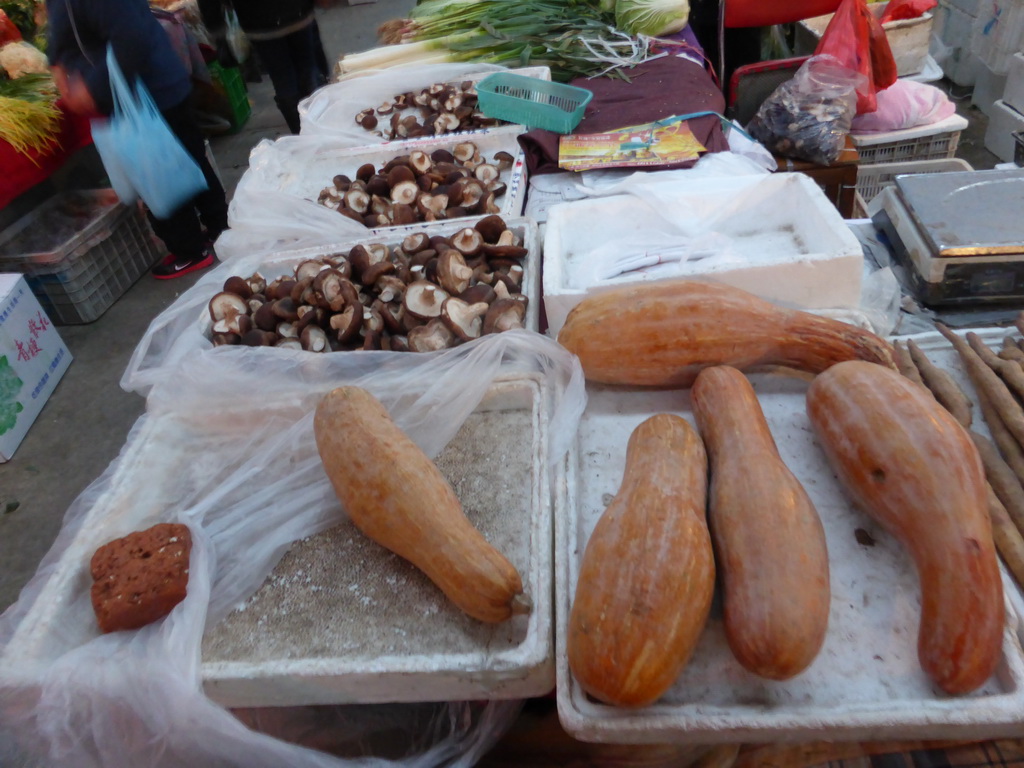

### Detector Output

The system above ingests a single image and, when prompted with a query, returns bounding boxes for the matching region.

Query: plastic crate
[209,62,252,131]
[476,73,592,134]
[0,190,165,324]
[852,158,974,216]
[850,113,968,164]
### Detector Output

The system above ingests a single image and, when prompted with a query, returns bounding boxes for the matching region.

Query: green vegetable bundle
[0,72,60,158]
[339,0,653,82]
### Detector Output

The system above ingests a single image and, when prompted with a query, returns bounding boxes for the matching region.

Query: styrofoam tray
[255,132,527,231]
[195,216,541,343]
[541,173,864,337]
[202,375,552,706]
[2,375,554,706]
[556,328,1024,744]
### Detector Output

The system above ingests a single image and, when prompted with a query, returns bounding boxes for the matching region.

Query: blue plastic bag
[91,46,207,219]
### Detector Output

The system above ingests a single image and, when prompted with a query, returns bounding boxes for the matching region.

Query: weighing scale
[870,167,1024,307]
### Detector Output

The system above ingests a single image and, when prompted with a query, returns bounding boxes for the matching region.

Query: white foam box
[972,0,1024,73]
[193,216,540,341]
[0,274,72,462]
[541,173,864,338]
[936,1,982,84]
[1005,51,1024,113]
[556,328,1024,745]
[796,2,934,76]
[974,60,1011,115]
[985,99,1024,160]
[1,374,555,707]
[257,131,527,231]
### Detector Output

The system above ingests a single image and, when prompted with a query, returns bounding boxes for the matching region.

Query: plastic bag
[879,0,937,23]
[850,79,955,132]
[298,62,513,139]
[747,55,863,165]
[225,7,250,64]
[814,0,898,114]
[0,330,585,768]
[90,46,208,218]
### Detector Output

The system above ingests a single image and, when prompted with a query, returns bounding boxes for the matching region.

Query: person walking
[197,0,328,134]
[46,0,230,279]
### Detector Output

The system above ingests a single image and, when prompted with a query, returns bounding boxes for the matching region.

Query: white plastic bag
[0,331,585,768]
[298,63,520,139]
[225,7,250,63]
[850,79,955,133]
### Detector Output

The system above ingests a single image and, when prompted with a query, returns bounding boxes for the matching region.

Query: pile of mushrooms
[355,80,503,139]
[317,141,514,228]
[207,214,529,353]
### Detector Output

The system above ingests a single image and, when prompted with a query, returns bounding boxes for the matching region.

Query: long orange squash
[314,386,527,623]
[807,360,1004,694]
[692,366,831,680]
[557,280,895,386]
[568,414,714,706]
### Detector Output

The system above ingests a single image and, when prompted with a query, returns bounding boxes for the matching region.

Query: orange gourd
[314,386,527,623]
[806,360,1004,694]
[568,414,714,706]
[557,280,894,387]
[692,366,831,680]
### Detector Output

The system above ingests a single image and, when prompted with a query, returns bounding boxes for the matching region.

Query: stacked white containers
[935,0,982,85]
[984,50,1024,159]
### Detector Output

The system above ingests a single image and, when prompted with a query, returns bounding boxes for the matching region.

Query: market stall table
[0,100,93,211]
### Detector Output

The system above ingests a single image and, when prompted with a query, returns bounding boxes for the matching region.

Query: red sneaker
[152,248,215,280]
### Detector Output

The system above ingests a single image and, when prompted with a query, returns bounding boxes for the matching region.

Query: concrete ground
[0,5,1004,764]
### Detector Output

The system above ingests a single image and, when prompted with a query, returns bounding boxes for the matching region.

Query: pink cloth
[850,79,956,133]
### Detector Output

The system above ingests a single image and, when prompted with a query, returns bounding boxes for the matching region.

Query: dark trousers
[251,22,327,134]
[149,95,229,259]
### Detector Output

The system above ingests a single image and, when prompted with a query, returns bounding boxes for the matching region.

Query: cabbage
[614,0,690,37]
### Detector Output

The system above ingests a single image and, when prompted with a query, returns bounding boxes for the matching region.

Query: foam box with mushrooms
[555,330,1024,745]
[264,132,527,232]
[541,173,865,337]
[204,216,540,353]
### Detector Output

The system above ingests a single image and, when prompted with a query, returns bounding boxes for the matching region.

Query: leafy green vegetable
[614,0,689,37]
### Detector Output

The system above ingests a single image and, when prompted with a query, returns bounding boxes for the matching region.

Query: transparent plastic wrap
[298,63,517,140]
[747,55,864,165]
[0,331,585,768]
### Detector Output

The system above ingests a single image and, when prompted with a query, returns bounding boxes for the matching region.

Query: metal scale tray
[871,168,1024,307]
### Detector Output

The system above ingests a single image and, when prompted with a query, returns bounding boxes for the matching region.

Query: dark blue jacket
[46,0,192,115]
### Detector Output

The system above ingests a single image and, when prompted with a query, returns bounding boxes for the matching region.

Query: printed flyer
[558,115,707,171]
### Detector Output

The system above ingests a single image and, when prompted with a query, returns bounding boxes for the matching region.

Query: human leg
[149,95,226,277]
[251,35,303,133]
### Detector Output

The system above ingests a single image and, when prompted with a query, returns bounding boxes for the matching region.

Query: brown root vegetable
[906,339,973,428]
[693,366,830,680]
[568,414,714,707]
[968,332,1024,404]
[314,386,526,622]
[999,337,1024,364]
[892,340,925,388]
[806,360,1004,695]
[972,432,1024,537]
[975,387,1024,489]
[987,486,1024,591]
[557,280,895,387]
[937,324,1024,450]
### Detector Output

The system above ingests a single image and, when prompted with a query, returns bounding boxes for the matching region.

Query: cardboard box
[0,274,73,462]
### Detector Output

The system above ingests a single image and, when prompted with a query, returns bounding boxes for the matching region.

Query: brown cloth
[518,54,730,176]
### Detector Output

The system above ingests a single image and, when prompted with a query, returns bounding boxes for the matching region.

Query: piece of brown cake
[89,523,192,633]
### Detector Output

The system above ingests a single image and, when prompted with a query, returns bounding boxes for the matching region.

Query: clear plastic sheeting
[0,331,585,768]
[297,63,529,140]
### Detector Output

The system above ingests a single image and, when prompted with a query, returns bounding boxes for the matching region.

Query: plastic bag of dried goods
[0,329,585,768]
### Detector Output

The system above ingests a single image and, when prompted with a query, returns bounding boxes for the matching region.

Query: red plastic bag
[814,0,898,114]
[0,10,23,45]
[880,0,937,23]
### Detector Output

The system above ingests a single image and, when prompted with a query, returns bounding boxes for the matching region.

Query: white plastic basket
[852,157,974,216]
[851,113,969,164]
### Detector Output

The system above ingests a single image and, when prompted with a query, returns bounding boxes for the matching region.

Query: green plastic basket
[476,73,592,134]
